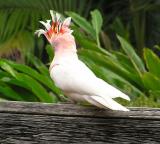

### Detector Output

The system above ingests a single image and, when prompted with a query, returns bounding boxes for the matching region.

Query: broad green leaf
[66,11,96,39]
[91,9,103,47]
[3,60,60,95]
[113,52,143,88]
[0,77,38,102]
[15,89,39,102]
[142,72,160,91]
[113,51,138,73]
[91,9,102,36]
[117,35,146,75]
[74,31,101,51]
[0,60,17,77]
[0,75,47,102]
[144,48,160,77]
[1,76,30,90]
[27,53,49,75]
[0,61,54,102]
[73,28,114,57]
[46,44,54,62]
[154,45,160,51]
[0,82,23,101]
[0,70,10,78]
[16,73,54,103]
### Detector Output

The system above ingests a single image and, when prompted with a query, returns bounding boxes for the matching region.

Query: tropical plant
[1,0,159,62]
[0,53,62,102]
[103,0,160,56]
[0,0,103,62]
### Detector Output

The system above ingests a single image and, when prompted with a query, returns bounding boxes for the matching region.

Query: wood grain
[0,101,159,144]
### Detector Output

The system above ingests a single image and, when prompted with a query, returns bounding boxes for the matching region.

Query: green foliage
[91,9,103,47]
[67,9,104,47]
[144,49,160,77]
[45,45,54,62]
[0,58,61,102]
[117,35,146,75]
[0,0,100,61]
[66,11,96,39]
[103,0,160,56]
[1,0,160,60]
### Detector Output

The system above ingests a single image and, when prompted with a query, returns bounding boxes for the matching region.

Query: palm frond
[0,0,98,59]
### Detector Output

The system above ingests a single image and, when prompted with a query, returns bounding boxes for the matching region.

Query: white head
[35,10,76,52]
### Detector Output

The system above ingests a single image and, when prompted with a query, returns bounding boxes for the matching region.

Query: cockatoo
[35,10,130,111]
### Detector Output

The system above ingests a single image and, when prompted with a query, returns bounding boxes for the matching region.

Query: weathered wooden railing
[0,101,160,143]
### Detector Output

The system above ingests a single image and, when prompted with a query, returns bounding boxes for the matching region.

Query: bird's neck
[54,48,78,62]
[49,44,78,72]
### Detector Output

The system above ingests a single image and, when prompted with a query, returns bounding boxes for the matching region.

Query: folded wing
[51,60,130,111]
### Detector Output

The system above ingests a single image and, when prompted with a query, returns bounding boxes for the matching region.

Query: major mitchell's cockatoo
[35,10,130,111]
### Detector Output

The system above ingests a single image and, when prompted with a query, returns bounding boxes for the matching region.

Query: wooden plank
[0,101,159,143]
[0,101,160,119]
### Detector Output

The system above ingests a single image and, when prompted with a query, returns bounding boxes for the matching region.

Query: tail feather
[115,92,130,101]
[106,86,130,101]
[89,95,129,111]
[97,78,130,101]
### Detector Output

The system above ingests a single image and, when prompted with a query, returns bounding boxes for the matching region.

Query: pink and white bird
[35,10,130,111]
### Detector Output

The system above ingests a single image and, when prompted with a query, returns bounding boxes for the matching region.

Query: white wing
[50,60,130,111]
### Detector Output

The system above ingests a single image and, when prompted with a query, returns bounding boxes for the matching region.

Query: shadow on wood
[0,101,160,144]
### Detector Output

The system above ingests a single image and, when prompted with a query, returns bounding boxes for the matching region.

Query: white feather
[39,20,51,30]
[35,29,46,37]
[90,96,129,111]
[50,54,130,111]
[50,10,55,21]
[63,17,71,26]
[56,13,61,21]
